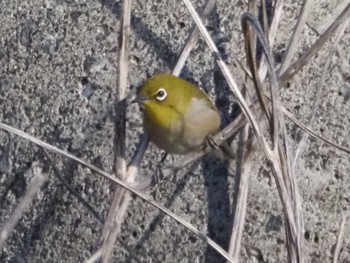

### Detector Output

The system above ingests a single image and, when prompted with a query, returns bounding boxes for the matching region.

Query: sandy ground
[0,0,349,262]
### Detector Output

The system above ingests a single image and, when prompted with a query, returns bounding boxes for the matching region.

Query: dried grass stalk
[98,0,132,262]
[0,172,47,249]
[227,125,254,262]
[278,0,312,73]
[241,13,304,262]
[333,215,347,263]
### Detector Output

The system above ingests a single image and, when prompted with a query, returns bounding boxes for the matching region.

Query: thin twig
[333,215,347,263]
[226,3,281,259]
[227,125,253,262]
[98,0,132,261]
[85,248,103,263]
[241,13,304,262]
[258,0,284,80]
[279,0,312,73]
[276,97,350,154]
[0,172,47,249]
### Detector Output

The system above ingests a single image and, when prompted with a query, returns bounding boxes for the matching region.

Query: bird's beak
[130,95,147,104]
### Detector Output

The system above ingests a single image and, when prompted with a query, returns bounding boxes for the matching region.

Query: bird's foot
[204,136,236,160]
[204,135,220,151]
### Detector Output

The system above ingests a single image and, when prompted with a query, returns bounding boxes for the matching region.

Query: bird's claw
[204,135,220,151]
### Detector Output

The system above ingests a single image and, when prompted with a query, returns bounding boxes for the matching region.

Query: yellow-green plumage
[139,73,221,154]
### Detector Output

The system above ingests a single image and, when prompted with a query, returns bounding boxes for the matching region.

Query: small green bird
[134,73,221,154]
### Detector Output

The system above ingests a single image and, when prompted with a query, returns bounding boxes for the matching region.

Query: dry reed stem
[0,172,47,249]
[333,215,347,263]
[226,0,287,260]
[226,2,258,260]
[241,13,304,262]
[280,109,304,263]
[258,0,284,80]
[279,0,312,73]
[271,1,313,259]
[85,248,102,263]
[98,0,131,262]
[274,97,350,154]
[227,125,253,262]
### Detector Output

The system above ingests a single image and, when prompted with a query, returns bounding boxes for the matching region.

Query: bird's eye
[155,88,167,101]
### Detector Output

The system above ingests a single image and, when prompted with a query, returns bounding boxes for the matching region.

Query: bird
[133,73,221,155]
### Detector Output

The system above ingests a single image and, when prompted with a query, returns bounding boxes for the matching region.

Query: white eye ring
[155,88,167,101]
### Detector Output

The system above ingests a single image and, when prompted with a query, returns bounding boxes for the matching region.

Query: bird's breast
[143,98,221,154]
[143,102,186,153]
[182,98,221,147]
